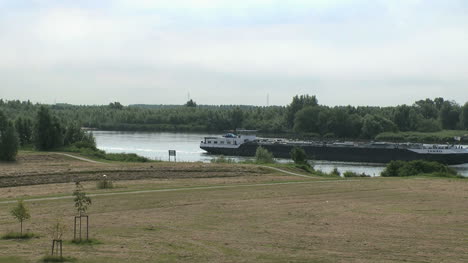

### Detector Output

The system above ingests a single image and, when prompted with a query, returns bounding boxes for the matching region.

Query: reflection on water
[93,131,468,177]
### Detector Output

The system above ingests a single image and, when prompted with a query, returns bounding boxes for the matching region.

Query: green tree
[439,101,460,129]
[230,107,244,129]
[109,102,124,110]
[255,146,275,164]
[0,110,19,161]
[33,106,63,150]
[290,147,307,165]
[0,121,19,161]
[293,106,321,134]
[393,105,411,131]
[10,200,31,235]
[361,114,396,139]
[414,99,438,119]
[461,102,468,130]
[286,95,318,128]
[73,182,92,216]
[185,99,197,107]
[15,117,33,146]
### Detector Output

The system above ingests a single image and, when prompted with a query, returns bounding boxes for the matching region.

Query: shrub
[290,147,307,165]
[381,160,459,177]
[1,232,37,240]
[343,171,370,177]
[330,167,341,176]
[295,163,314,173]
[255,146,275,164]
[96,175,113,189]
[210,155,236,164]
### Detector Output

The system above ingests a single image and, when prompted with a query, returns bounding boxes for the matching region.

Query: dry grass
[0,152,275,188]
[0,153,467,262]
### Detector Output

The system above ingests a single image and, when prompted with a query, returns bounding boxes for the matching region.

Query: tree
[0,121,19,161]
[48,219,67,257]
[293,106,321,134]
[439,101,460,129]
[15,117,33,146]
[0,111,19,162]
[10,200,31,235]
[109,102,124,110]
[286,95,318,128]
[290,147,307,165]
[33,106,63,150]
[73,182,92,241]
[73,182,92,216]
[185,99,197,107]
[461,102,468,130]
[255,146,275,164]
[361,114,396,139]
[230,107,244,129]
[393,105,411,131]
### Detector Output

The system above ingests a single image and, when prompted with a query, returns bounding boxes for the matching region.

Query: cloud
[0,0,468,106]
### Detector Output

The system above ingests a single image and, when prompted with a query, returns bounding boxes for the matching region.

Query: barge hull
[201,143,468,165]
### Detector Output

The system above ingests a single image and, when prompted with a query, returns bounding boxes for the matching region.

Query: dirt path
[259,165,315,178]
[0,179,359,204]
[53,152,107,164]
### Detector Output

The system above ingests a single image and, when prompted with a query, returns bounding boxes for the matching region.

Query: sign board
[168,150,176,162]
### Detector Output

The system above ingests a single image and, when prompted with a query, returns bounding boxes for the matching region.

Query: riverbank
[0,152,466,262]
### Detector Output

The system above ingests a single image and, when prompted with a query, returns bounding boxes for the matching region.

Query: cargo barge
[200,130,468,165]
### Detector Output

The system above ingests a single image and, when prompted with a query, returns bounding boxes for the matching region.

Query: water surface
[93,131,468,177]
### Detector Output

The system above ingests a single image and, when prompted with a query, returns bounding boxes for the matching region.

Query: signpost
[168,150,176,162]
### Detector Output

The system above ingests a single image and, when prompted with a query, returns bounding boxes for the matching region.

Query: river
[92,131,468,177]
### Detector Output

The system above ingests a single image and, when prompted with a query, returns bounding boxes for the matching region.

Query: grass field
[0,153,467,262]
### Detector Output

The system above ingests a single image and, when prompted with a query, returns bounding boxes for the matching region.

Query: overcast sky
[0,0,467,106]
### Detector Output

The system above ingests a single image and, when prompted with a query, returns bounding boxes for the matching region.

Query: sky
[0,0,467,106]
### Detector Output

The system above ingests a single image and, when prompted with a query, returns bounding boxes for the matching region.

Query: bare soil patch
[0,153,272,188]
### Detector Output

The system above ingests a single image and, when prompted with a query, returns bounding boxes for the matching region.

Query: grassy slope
[0,175,467,263]
[376,129,468,142]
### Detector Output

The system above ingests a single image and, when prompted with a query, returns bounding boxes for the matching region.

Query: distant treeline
[1,96,468,146]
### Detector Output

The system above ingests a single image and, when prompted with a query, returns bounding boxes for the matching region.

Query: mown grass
[0,256,28,263]
[1,177,467,262]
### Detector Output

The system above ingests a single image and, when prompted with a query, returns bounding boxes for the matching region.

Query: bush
[343,171,370,177]
[290,147,307,165]
[330,167,340,176]
[295,163,314,173]
[96,175,113,189]
[255,146,275,164]
[381,160,460,177]
[1,232,37,240]
[210,155,236,164]
[313,169,342,177]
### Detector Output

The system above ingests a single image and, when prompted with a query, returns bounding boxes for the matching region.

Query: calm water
[92,131,468,177]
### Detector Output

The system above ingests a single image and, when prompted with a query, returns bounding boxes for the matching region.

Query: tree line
[0,105,95,161]
[1,95,468,161]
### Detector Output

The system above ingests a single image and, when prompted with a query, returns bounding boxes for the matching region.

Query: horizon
[1,95,465,108]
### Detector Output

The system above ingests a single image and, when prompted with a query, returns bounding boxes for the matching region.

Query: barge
[200,130,468,164]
